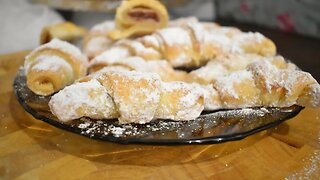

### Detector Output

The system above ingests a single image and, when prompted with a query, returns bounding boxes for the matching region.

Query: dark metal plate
[13,68,303,145]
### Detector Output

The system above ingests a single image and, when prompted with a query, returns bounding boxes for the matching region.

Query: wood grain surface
[0,51,319,180]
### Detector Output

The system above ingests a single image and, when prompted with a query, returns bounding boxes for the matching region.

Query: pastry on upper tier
[89,19,276,69]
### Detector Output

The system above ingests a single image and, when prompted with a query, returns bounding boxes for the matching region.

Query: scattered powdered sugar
[285,138,320,179]
[205,107,268,119]
[30,55,72,73]
[75,118,183,138]
[109,126,126,137]
[78,121,91,129]
[285,108,320,179]
[72,105,285,139]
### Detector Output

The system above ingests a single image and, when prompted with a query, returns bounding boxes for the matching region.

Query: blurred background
[0,0,319,80]
[1,0,320,53]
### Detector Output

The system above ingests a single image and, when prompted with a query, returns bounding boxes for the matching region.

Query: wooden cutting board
[0,51,319,179]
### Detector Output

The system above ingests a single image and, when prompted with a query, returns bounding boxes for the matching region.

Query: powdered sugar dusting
[305,84,320,107]
[196,84,222,111]
[84,36,113,56]
[26,39,88,66]
[215,70,254,99]
[189,62,229,83]
[49,79,117,122]
[285,150,320,180]
[30,55,72,72]
[156,81,204,121]
[234,32,265,44]
[157,27,192,47]
[139,35,160,48]
[249,60,279,93]
[170,51,192,67]
[90,46,131,66]
[205,32,235,51]
[70,105,296,139]
[169,17,199,27]
[186,22,205,42]
[101,70,161,124]
[177,84,204,120]
[91,21,115,33]
[128,41,159,55]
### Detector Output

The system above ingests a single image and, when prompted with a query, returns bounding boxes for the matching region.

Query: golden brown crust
[40,22,87,44]
[108,0,168,40]
[25,39,88,96]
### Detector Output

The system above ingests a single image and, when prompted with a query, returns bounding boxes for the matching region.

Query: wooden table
[0,51,320,179]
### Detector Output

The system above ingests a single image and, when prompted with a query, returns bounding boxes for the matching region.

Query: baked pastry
[40,22,87,44]
[108,0,168,40]
[90,19,276,69]
[28,5,319,125]
[49,69,204,124]
[188,54,296,84]
[196,84,222,111]
[24,39,88,96]
[98,69,162,124]
[248,60,319,108]
[49,58,320,124]
[82,21,115,59]
[155,81,204,121]
[213,70,262,108]
[83,5,190,60]
[49,79,118,122]
[118,39,162,60]
[90,56,187,82]
[213,60,319,109]
[88,46,131,73]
